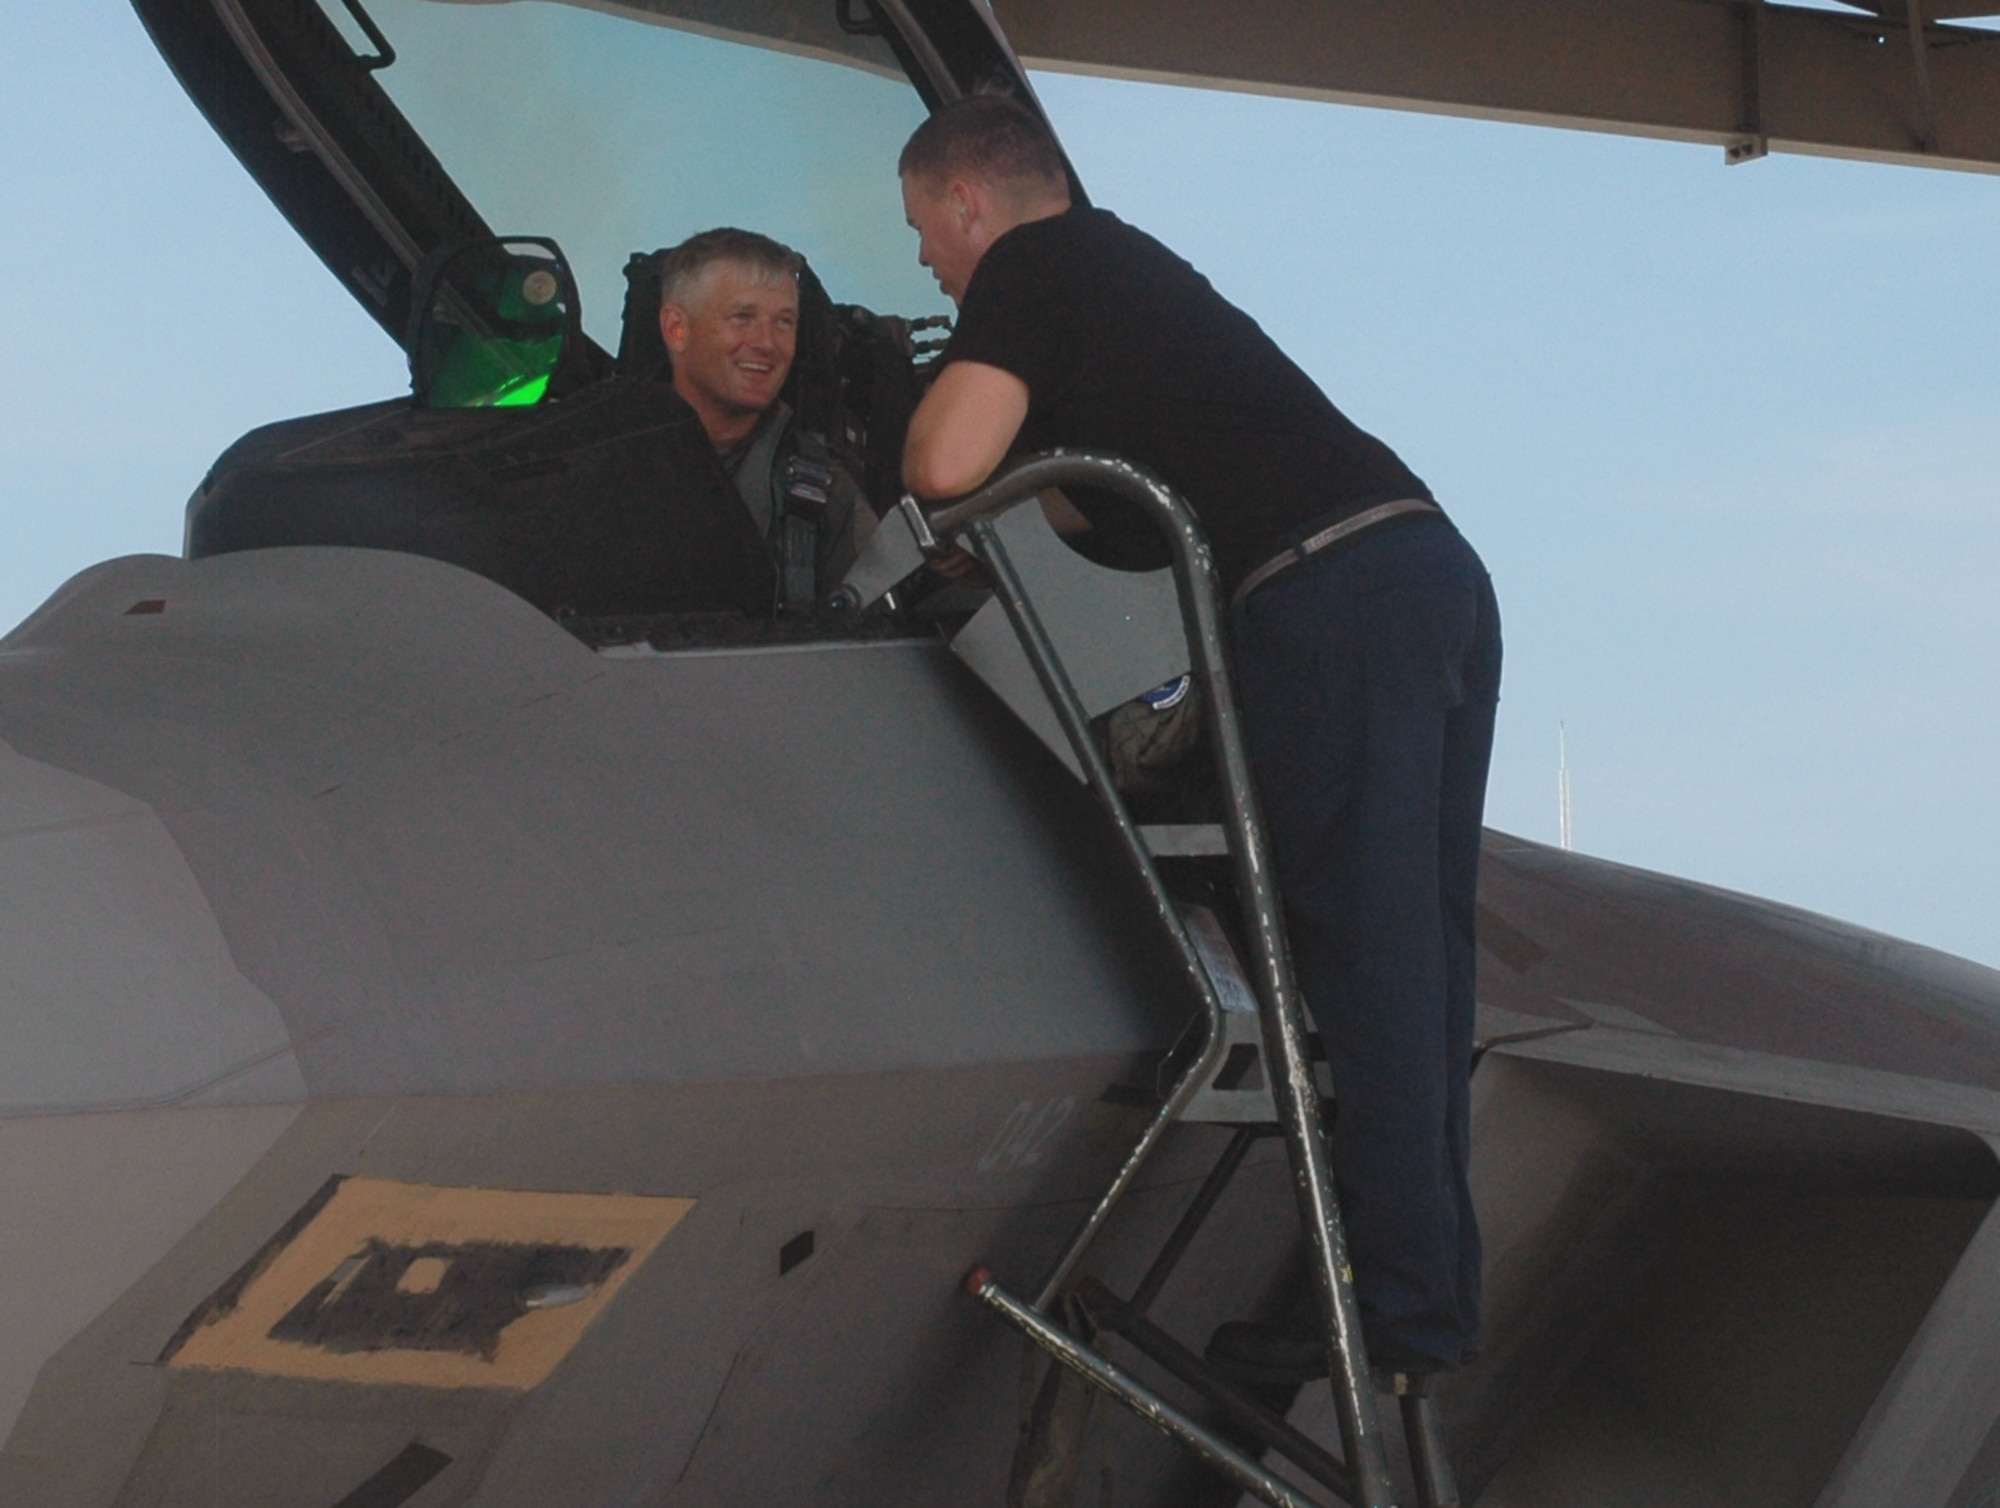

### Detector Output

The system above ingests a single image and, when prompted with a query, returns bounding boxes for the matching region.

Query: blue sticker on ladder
[1139,674,1192,713]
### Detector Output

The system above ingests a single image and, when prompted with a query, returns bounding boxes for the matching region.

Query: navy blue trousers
[1231,516,1501,1369]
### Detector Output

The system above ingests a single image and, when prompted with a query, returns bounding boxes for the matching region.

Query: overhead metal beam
[994,0,2000,173]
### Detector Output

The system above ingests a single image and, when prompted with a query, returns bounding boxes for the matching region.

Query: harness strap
[776,431,835,615]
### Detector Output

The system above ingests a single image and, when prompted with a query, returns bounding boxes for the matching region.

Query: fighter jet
[4,3,2000,1506]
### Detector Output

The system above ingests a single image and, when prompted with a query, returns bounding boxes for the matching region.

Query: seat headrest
[617,250,672,381]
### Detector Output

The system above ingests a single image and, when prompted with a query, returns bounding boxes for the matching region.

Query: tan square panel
[165,1177,694,1390]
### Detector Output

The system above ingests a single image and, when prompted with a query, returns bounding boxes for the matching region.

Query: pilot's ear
[659,303,690,355]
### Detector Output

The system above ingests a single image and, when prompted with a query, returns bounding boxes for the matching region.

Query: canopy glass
[320,0,952,345]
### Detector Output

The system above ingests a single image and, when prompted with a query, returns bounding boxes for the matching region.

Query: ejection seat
[850,460,1461,1508]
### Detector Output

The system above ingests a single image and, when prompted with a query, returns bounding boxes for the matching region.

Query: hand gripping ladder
[908,454,1455,1508]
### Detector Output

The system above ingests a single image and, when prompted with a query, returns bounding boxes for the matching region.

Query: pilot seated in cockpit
[655,228,875,615]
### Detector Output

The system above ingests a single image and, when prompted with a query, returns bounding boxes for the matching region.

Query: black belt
[1229,498,1441,611]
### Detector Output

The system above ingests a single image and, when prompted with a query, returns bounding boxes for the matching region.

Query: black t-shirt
[943,207,1430,595]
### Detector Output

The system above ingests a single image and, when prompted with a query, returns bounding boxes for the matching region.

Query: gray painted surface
[948,503,1187,775]
[0,547,1197,1109]
[1492,1023,2000,1139]
[0,544,1237,1506]
[0,740,302,1111]
[1476,831,2000,1091]
[995,0,2000,176]
[10,544,2000,1501]
[2,1063,1297,1508]
[0,1104,298,1447]
[1949,1421,2000,1508]
[1818,1188,2000,1508]
[1245,1032,2000,1507]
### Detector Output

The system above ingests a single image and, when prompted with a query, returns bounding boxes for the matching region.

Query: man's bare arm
[1038,487,1093,537]
[902,360,1030,499]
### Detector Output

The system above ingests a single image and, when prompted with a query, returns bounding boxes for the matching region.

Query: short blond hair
[657,227,802,307]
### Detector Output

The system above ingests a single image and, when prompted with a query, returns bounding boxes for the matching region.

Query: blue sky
[5,5,1999,964]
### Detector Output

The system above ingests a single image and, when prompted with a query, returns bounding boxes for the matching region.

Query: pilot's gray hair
[657,227,802,308]
[898,95,1067,197]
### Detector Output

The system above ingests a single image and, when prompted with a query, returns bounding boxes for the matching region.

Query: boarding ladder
[899,454,1457,1508]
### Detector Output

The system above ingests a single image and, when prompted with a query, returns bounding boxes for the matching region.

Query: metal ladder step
[1139,822,1230,857]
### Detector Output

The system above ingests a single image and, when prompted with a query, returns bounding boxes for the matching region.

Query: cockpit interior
[170,0,1000,642]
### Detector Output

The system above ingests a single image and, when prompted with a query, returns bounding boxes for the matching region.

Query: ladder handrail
[913,451,1398,1508]
[963,520,1234,1305]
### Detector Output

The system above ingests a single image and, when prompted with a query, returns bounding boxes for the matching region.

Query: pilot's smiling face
[661,261,798,428]
[902,175,981,306]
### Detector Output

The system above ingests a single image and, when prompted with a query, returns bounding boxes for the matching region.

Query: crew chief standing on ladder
[898,95,1501,1381]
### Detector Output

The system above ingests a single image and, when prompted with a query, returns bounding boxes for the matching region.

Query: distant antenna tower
[1558,722,1574,852]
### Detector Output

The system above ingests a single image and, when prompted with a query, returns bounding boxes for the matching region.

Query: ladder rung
[1140,823,1229,856]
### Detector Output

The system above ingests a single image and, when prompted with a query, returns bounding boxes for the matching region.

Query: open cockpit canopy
[137,0,2000,355]
[135,0,1041,350]
[328,0,953,347]
[151,0,1049,625]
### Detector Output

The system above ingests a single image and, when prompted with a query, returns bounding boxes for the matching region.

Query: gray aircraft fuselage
[8,2,2000,1506]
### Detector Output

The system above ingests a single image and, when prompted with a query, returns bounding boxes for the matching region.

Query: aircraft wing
[993,0,2000,173]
